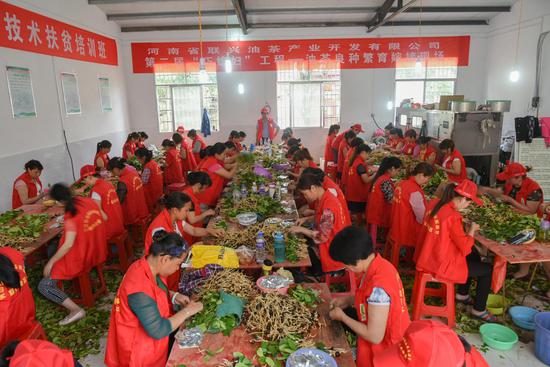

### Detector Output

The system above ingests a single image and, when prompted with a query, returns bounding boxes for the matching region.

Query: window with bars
[276,61,341,128]
[155,71,219,133]
[395,58,458,106]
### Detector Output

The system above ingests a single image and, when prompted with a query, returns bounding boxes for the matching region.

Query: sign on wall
[61,73,81,115]
[515,138,550,196]
[131,35,470,73]
[98,77,112,112]
[5,66,36,118]
[0,0,118,65]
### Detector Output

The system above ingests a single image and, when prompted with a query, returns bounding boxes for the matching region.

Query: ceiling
[89,0,518,33]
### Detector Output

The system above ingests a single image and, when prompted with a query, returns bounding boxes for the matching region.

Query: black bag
[515,116,541,143]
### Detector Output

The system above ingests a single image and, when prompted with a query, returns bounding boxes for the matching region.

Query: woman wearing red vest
[135,148,164,213]
[289,149,317,179]
[122,133,139,160]
[341,137,364,194]
[256,107,280,145]
[366,157,402,242]
[12,160,45,209]
[416,181,496,322]
[237,131,247,151]
[291,174,351,274]
[161,140,184,185]
[324,124,340,170]
[137,132,148,149]
[346,144,374,225]
[417,137,437,165]
[105,231,204,367]
[388,163,434,253]
[38,184,107,325]
[401,129,417,155]
[438,139,467,183]
[386,128,405,153]
[187,129,207,164]
[1,340,77,367]
[196,143,237,207]
[0,248,42,347]
[80,165,125,241]
[95,140,112,171]
[172,133,197,179]
[108,158,149,226]
[328,226,411,367]
[337,130,357,181]
[183,172,217,241]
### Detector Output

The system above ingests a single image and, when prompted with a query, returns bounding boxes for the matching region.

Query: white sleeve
[91,192,102,202]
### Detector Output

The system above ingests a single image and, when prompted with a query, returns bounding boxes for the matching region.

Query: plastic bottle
[240,184,248,198]
[273,231,286,263]
[251,181,258,194]
[259,183,267,196]
[274,183,282,201]
[232,187,241,202]
[250,143,255,153]
[256,231,266,264]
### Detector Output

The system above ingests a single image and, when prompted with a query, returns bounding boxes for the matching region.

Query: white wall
[485,0,550,133]
[0,0,130,210]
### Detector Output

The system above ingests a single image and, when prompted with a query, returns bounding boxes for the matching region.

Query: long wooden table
[475,234,550,264]
[167,283,355,367]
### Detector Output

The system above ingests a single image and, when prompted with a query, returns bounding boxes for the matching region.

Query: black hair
[149,230,188,258]
[162,139,176,148]
[0,341,20,367]
[96,140,112,153]
[0,255,21,289]
[139,132,148,139]
[384,123,394,131]
[390,128,403,138]
[439,139,455,151]
[24,160,43,171]
[187,129,197,138]
[344,130,356,141]
[229,130,239,139]
[107,157,126,171]
[410,162,435,178]
[293,148,313,162]
[50,183,77,216]
[302,167,325,182]
[126,132,139,142]
[417,136,432,145]
[286,145,300,159]
[329,226,373,266]
[350,137,364,148]
[200,146,212,160]
[187,171,212,188]
[404,129,417,139]
[287,138,301,147]
[172,133,183,144]
[297,173,323,191]
[225,141,237,150]
[430,183,461,217]
[282,128,293,141]
[209,142,226,156]
[349,143,372,167]
[239,131,247,138]
[135,148,153,163]
[328,124,340,135]
[371,156,402,187]
[161,192,192,210]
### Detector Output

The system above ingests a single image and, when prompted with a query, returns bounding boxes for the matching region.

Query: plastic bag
[191,245,239,269]
[235,245,255,265]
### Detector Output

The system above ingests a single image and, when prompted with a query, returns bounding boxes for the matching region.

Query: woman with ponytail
[416,181,496,322]
[95,140,112,170]
[289,148,317,179]
[172,133,197,179]
[105,231,204,367]
[346,143,374,224]
[183,172,216,242]
[38,183,107,325]
[122,133,140,160]
[137,132,148,149]
[135,148,164,213]
[162,139,184,185]
[341,137,364,193]
[196,143,237,207]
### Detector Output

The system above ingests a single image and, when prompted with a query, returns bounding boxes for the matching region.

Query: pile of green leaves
[0,209,23,224]
[0,213,50,238]
[255,335,302,367]
[284,234,302,263]
[465,197,542,242]
[71,180,92,197]
[261,155,286,169]
[221,194,284,218]
[423,169,446,196]
[234,170,269,189]
[187,291,239,336]
[289,286,322,308]
[126,156,143,171]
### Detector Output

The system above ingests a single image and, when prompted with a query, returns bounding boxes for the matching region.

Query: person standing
[187,129,207,164]
[324,124,340,170]
[256,106,280,145]
[162,140,184,185]
[135,148,164,213]
[331,124,364,165]
[122,133,140,160]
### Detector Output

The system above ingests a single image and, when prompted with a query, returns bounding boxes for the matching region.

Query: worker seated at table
[223,141,239,164]
[290,173,351,276]
[134,148,164,213]
[137,131,148,149]
[336,130,357,181]
[105,231,203,367]
[12,160,46,209]
[183,172,217,243]
[1,340,80,367]
[340,137,364,195]
[172,133,196,179]
[237,131,247,151]
[107,157,149,226]
[38,184,107,325]
[401,129,417,156]
[288,148,317,179]
[0,248,41,348]
[373,320,489,367]
[384,128,405,153]
[144,192,223,255]
[196,143,237,207]
[436,139,467,184]
[122,132,139,160]
[95,140,112,171]
[297,168,348,221]
[346,143,374,226]
[328,226,411,367]
[162,139,185,185]
[417,137,437,165]
[415,180,497,322]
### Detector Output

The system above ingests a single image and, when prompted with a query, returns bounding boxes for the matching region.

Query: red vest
[318,177,350,224]
[416,202,473,283]
[324,134,337,167]
[164,148,184,185]
[118,168,149,226]
[196,157,225,207]
[12,172,42,209]
[388,177,426,246]
[337,139,350,174]
[235,141,243,152]
[183,187,203,244]
[341,148,355,191]
[95,152,110,170]
[192,135,207,164]
[366,174,394,228]
[143,160,164,212]
[331,130,347,150]
[256,118,277,142]
[346,156,369,203]
[504,177,544,217]
[0,248,38,347]
[315,190,351,273]
[355,254,411,367]
[443,150,467,183]
[389,137,405,149]
[122,142,136,160]
[51,198,107,280]
[144,209,175,255]
[91,179,125,240]
[401,142,417,155]
[418,146,437,163]
[105,258,172,367]
[179,141,197,175]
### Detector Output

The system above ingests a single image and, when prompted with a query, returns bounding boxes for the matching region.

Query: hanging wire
[225,0,228,42]
[513,0,524,66]
[198,0,203,59]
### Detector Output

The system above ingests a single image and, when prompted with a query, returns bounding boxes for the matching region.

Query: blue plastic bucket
[535,312,550,365]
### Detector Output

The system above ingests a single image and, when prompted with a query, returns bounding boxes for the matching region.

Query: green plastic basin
[480,323,518,351]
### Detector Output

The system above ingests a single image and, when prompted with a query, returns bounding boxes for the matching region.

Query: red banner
[0,0,118,65]
[131,35,469,73]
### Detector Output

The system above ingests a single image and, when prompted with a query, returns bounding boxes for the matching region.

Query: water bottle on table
[256,231,266,264]
[273,231,286,263]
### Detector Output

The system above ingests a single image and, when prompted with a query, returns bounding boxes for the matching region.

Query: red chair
[105,231,133,272]
[127,215,151,247]
[166,183,187,195]
[411,271,456,328]
[59,264,107,308]
[325,270,357,298]
[19,322,47,341]
[367,223,385,251]
[387,238,415,271]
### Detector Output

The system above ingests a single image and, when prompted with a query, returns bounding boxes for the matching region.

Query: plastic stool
[325,270,357,298]
[19,322,47,341]
[411,271,456,328]
[367,223,385,251]
[59,264,107,307]
[388,238,415,270]
[166,183,187,195]
[128,215,151,247]
[105,231,133,272]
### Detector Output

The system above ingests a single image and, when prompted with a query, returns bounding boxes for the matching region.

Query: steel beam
[89,0,178,4]
[367,0,396,27]
[121,24,240,32]
[231,0,248,35]
[107,10,230,20]
[367,0,419,32]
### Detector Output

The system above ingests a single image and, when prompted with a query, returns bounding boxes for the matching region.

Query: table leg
[526,262,540,291]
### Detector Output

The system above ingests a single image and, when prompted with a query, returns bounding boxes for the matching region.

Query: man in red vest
[256,106,280,145]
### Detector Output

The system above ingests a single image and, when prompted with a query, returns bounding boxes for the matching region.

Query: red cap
[10,340,74,367]
[454,179,483,206]
[261,107,269,114]
[496,162,527,181]
[373,320,467,367]
[79,165,96,180]
[176,125,185,133]
[351,124,364,133]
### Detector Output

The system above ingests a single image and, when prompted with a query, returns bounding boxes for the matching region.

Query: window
[155,68,219,133]
[395,58,457,105]
[277,60,341,128]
